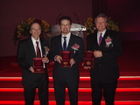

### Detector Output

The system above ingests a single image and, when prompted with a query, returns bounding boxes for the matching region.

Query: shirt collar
[62,32,71,39]
[31,36,40,44]
[97,29,106,37]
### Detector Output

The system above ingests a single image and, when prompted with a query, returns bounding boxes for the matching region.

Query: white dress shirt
[61,32,71,49]
[31,36,43,57]
[97,29,106,44]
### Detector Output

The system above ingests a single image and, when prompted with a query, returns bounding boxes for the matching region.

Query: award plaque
[83,51,94,69]
[33,58,45,73]
[60,51,72,68]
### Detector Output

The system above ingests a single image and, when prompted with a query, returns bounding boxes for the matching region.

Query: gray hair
[95,13,108,23]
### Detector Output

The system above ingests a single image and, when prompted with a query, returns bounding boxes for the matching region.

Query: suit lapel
[94,32,100,47]
[59,35,63,50]
[40,39,45,56]
[100,30,108,47]
[67,34,74,50]
[28,38,36,57]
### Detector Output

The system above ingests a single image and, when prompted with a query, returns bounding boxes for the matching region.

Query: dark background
[0,0,140,57]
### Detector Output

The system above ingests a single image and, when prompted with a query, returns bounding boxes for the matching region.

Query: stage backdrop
[0,0,92,57]
[0,0,140,57]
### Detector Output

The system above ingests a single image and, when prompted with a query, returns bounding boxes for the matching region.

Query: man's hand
[70,58,76,67]
[42,57,49,63]
[54,55,62,63]
[93,50,103,58]
[29,66,34,73]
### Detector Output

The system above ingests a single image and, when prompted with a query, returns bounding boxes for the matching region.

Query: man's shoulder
[71,34,82,40]
[52,35,61,40]
[87,34,94,38]
[19,38,30,45]
[107,30,118,35]
[106,30,120,39]
[87,33,96,39]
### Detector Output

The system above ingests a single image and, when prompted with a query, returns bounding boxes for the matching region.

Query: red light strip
[0,100,140,105]
[0,76,140,81]
[0,88,140,92]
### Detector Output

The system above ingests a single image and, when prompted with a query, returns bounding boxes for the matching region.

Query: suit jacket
[51,34,84,74]
[87,30,122,83]
[17,37,48,76]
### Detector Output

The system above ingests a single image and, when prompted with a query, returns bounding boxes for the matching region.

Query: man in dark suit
[17,21,49,105]
[87,14,122,105]
[51,16,84,105]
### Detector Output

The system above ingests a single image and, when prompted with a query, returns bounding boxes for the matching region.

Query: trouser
[23,73,48,105]
[91,81,117,105]
[54,68,79,105]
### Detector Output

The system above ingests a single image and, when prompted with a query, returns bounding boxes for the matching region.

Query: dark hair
[58,16,72,25]
[29,19,44,37]
[29,19,42,30]
[95,13,108,23]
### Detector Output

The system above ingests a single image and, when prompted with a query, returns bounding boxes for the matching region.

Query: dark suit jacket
[87,30,122,83]
[50,34,84,75]
[17,37,48,76]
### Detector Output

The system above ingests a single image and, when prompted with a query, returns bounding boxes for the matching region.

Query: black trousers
[53,67,79,105]
[22,73,48,105]
[91,80,117,105]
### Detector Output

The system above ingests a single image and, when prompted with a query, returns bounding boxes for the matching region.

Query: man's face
[30,23,41,38]
[60,19,71,35]
[95,17,107,32]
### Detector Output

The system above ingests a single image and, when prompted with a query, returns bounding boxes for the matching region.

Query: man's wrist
[54,55,59,61]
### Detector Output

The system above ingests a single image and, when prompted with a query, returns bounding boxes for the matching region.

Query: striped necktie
[36,41,41,57]
[99,33,103,45]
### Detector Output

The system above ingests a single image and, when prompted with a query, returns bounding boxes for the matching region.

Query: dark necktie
[63,37,67,50]
[99,33,103,45]
[36,41,41,57]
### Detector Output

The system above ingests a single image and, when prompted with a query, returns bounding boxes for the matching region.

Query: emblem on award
[60,51,72,68]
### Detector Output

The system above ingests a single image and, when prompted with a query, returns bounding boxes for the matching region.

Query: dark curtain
[92,0,108,18]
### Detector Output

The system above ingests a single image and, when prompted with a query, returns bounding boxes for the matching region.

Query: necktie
[36,41,41,57]
[63,37,67,50]
[99,33,102,45]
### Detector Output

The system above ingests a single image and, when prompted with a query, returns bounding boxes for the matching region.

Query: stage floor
[0,41,140,105]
